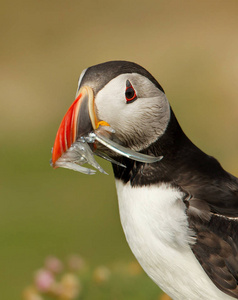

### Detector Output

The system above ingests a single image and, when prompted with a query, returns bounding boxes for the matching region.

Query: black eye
[125,80,137,103]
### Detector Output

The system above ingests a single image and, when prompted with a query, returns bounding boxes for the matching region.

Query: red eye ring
[125,80,137,103]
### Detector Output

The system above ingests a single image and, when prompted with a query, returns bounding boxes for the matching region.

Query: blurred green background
[1,0,238,298]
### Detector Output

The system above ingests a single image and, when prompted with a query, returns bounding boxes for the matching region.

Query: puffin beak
[51,86,109,168]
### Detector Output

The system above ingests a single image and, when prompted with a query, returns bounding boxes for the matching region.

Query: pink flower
[34,269,55,292]
[45,256,63,274]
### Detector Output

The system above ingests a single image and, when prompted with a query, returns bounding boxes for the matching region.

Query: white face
[94,73,171,151]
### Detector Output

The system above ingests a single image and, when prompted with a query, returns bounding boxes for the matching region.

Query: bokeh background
[1,0,238,298]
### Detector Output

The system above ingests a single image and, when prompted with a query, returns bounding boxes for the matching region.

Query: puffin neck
[112,108,193,186]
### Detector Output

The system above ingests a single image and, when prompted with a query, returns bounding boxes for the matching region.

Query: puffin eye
[125,80,137,103]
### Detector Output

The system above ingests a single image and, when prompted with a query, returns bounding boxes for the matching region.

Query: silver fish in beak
[50,86,162,174]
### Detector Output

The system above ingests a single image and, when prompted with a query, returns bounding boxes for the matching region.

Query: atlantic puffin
[51,61,238,300]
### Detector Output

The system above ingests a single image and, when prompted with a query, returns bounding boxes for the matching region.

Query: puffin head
[51,61,172,173]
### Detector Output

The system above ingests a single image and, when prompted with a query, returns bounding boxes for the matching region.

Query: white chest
[115,180,233,300]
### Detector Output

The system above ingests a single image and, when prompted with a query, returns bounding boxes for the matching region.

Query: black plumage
[191,215,238,298]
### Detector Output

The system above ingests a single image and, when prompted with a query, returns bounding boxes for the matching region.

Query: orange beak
[51,86,108,168]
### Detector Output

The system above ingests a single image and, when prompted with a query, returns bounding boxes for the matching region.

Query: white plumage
[116,180,234,300]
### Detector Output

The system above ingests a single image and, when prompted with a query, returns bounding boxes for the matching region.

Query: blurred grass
[0,0,238,299]
[74,264,161,300]
[23,257,162,300]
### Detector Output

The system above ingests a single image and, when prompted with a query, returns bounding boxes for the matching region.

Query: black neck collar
[112,108,205,187]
